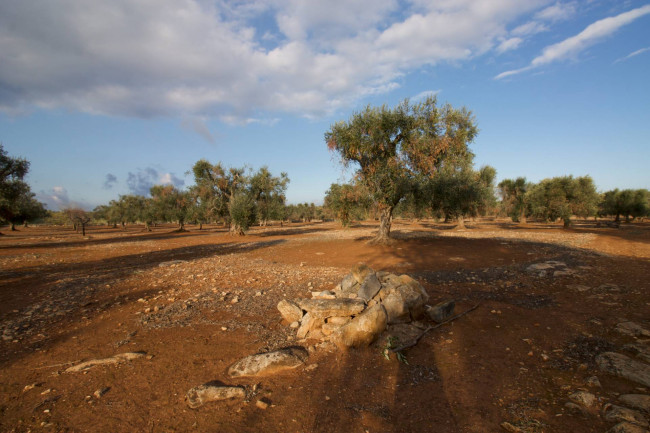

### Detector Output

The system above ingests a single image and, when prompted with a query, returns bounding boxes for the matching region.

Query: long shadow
[0,229,219,251]
[255,227,329,237]
[0,239,285,367]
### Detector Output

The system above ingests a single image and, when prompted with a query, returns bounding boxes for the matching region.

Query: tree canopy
[326,97,478,242]
[0,144,46,231]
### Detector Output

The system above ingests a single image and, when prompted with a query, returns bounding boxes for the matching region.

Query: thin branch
[390,304,480,353]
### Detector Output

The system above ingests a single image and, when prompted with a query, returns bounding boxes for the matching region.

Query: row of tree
[499,177,649,227]
[323,97,648,240]
[91,161,292,235]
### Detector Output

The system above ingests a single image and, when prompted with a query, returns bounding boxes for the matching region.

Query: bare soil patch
[1,219,649,432]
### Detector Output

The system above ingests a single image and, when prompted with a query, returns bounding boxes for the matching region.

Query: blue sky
[1,0,649,210]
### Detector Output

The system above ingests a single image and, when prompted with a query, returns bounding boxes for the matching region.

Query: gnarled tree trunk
[371,205,393,244]
[456,216,466,229]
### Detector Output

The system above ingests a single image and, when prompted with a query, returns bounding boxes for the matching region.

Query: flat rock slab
[66,352,146,372]
[617,322,650,338]
[607,422,650,433]
[597,352,650,388]
[357,273,381,302]
[619,394,650,413]
[296,298,366,318]
[228,347,308,377]
[604,405,648,427]
[186,383,245,408]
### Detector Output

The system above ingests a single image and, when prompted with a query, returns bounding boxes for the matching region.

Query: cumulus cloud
[36,186,88,211]
[496,4,650,79]
[126,167,185,196]
[103,173,118,189]
[0,0,549,121]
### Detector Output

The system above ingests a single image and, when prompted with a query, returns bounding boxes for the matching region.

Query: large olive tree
[325,97,478,243]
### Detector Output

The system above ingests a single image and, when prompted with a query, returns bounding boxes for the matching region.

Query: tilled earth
[0,219,649,433]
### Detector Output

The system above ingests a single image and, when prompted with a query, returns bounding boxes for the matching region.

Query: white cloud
[512,21,549,36]
[497,37,524,53]
[614,46,650,63]
[0,0,551,120]
[535,2,577,22]
[496,4,650,79]
[412,89,441,101]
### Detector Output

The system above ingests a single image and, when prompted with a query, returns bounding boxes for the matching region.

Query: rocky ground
[0,219,649,432]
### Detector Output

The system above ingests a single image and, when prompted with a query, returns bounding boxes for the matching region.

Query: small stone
[144,307,151,313]
[569,391,597,408]
[228,347,308,377]
[256,399,269,410]
[425,300,455,323]
[186,383,246,408]
[289,321,300,329]
[94,387,110,398]
[541,354,550,362]
[564,402,588,416]
[586,376,602,388]
[500,421,523,432]
[230,296,239,304]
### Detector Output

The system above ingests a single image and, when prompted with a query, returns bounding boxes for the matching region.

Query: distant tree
[249,166,289,226]
[64,208,91,236]
[229,192,257,235]
[324,183,361,227]
[429,165,496,229]
[191,159,245,232]
[527,176,599,227]
[0,144,46,232]
[326,97,478,243]
[600,189,649,222]
[498,177,529,223]
[150,185,191,231]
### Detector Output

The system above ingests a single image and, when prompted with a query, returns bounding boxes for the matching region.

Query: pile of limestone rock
[277,264,454,349]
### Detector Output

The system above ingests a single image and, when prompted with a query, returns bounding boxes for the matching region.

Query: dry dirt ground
[0,219,648,433]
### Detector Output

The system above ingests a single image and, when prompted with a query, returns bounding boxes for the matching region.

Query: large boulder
[277,299,303,323]
[228,347,308,377]
[296,298,366,319]
[597,352,650,387]
[378,276,429,322]
[331,304,387,349]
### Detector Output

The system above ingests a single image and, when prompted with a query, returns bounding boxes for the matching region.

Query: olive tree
[498,177,529,223]
[0,144,46,232]
[326,97,478,243]
[527,176,599,227]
